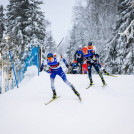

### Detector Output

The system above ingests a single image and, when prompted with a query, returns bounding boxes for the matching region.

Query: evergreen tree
[0,5,5,44]
[42,30,56,60]
[66,24,80,62]
[103,0,134,74]
[69,0,118,53]
[6,0,46,52]
[45,31,56,53]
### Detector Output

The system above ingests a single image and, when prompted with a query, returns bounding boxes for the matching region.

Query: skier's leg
[77,61,82,74]
[80,62,83,74]
[50,73,57,98]
[87,63,93,85]
[93,63,106,85]
[58,67,80,97]
[103,69,110,75]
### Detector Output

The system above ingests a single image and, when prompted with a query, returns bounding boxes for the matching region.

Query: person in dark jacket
[74,45,83,74]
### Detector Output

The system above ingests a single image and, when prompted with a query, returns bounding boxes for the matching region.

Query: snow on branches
[131,0,134,8]
[118,19,134,43]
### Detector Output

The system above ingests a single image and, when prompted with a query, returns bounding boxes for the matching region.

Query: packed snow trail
[0,67,134,134]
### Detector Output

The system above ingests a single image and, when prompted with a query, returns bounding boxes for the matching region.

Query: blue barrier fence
[9,45,39,89]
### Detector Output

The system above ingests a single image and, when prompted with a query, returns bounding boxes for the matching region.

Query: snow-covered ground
[0,66,134,134]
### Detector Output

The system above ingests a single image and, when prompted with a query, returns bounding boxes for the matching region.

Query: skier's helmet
[47,53,53,59]
[82,46,88,54]
[88,42,92,46]
[79,45,82,50]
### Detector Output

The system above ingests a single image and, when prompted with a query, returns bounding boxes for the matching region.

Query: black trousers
[87,62,100,79]
[77,60,83,74]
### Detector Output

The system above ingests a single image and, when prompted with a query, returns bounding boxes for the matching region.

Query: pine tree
[70,0,119,53]
[42,31,56,60]
[0,5,5,44]
[103,0,134,74]
[6,0,46,52]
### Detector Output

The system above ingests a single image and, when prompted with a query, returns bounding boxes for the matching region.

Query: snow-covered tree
[42,30,56,60]
[67,0,119,61]
[0,5,5,44]
[6,0,46,52]
[103,0,134,74]
[0,5,5,42]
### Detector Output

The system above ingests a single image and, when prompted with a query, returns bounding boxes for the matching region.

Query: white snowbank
[0,66,134,134]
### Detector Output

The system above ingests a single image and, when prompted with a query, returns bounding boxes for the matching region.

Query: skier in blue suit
[47,53,81,100]
[74,45,84,74]
[82,47,106,86]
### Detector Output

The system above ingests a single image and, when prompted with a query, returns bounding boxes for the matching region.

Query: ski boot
[102,79,107,86]
[72,87,81,101]
[86,79,94,89]
[99,72,107,86]
[52,90,57,99]
[90,79,94,86]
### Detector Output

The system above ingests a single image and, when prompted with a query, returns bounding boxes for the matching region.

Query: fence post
[9,51,19,88]
[37,45,39,76]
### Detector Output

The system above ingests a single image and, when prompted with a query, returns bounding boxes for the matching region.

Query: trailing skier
[71,59,79,74]
[74,45,84,74]
[82,46,107,87]
[46,53,81,100]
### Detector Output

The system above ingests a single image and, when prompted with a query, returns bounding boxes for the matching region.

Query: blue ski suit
[47,57,73,91]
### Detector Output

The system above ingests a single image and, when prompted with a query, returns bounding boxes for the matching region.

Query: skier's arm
[62,58,69,68]
[40,63,44,72]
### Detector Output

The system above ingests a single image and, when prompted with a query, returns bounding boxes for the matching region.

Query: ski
[106,74,117,77]
[45,96,60,105]
[86,84,94,89]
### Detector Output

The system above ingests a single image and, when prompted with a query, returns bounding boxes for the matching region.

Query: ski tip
[86,84,94,89]
[45,96,61,105]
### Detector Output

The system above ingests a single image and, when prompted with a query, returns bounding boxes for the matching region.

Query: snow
[0,66,134,134]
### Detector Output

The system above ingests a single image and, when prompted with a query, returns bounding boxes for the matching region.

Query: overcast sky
[43,0,76,44]
[1,0,76,44]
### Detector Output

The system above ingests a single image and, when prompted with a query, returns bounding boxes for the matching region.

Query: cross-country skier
[71,59,79,74]
[47,53,81,100]
[74,45,84,74]
[82,47,106,86]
